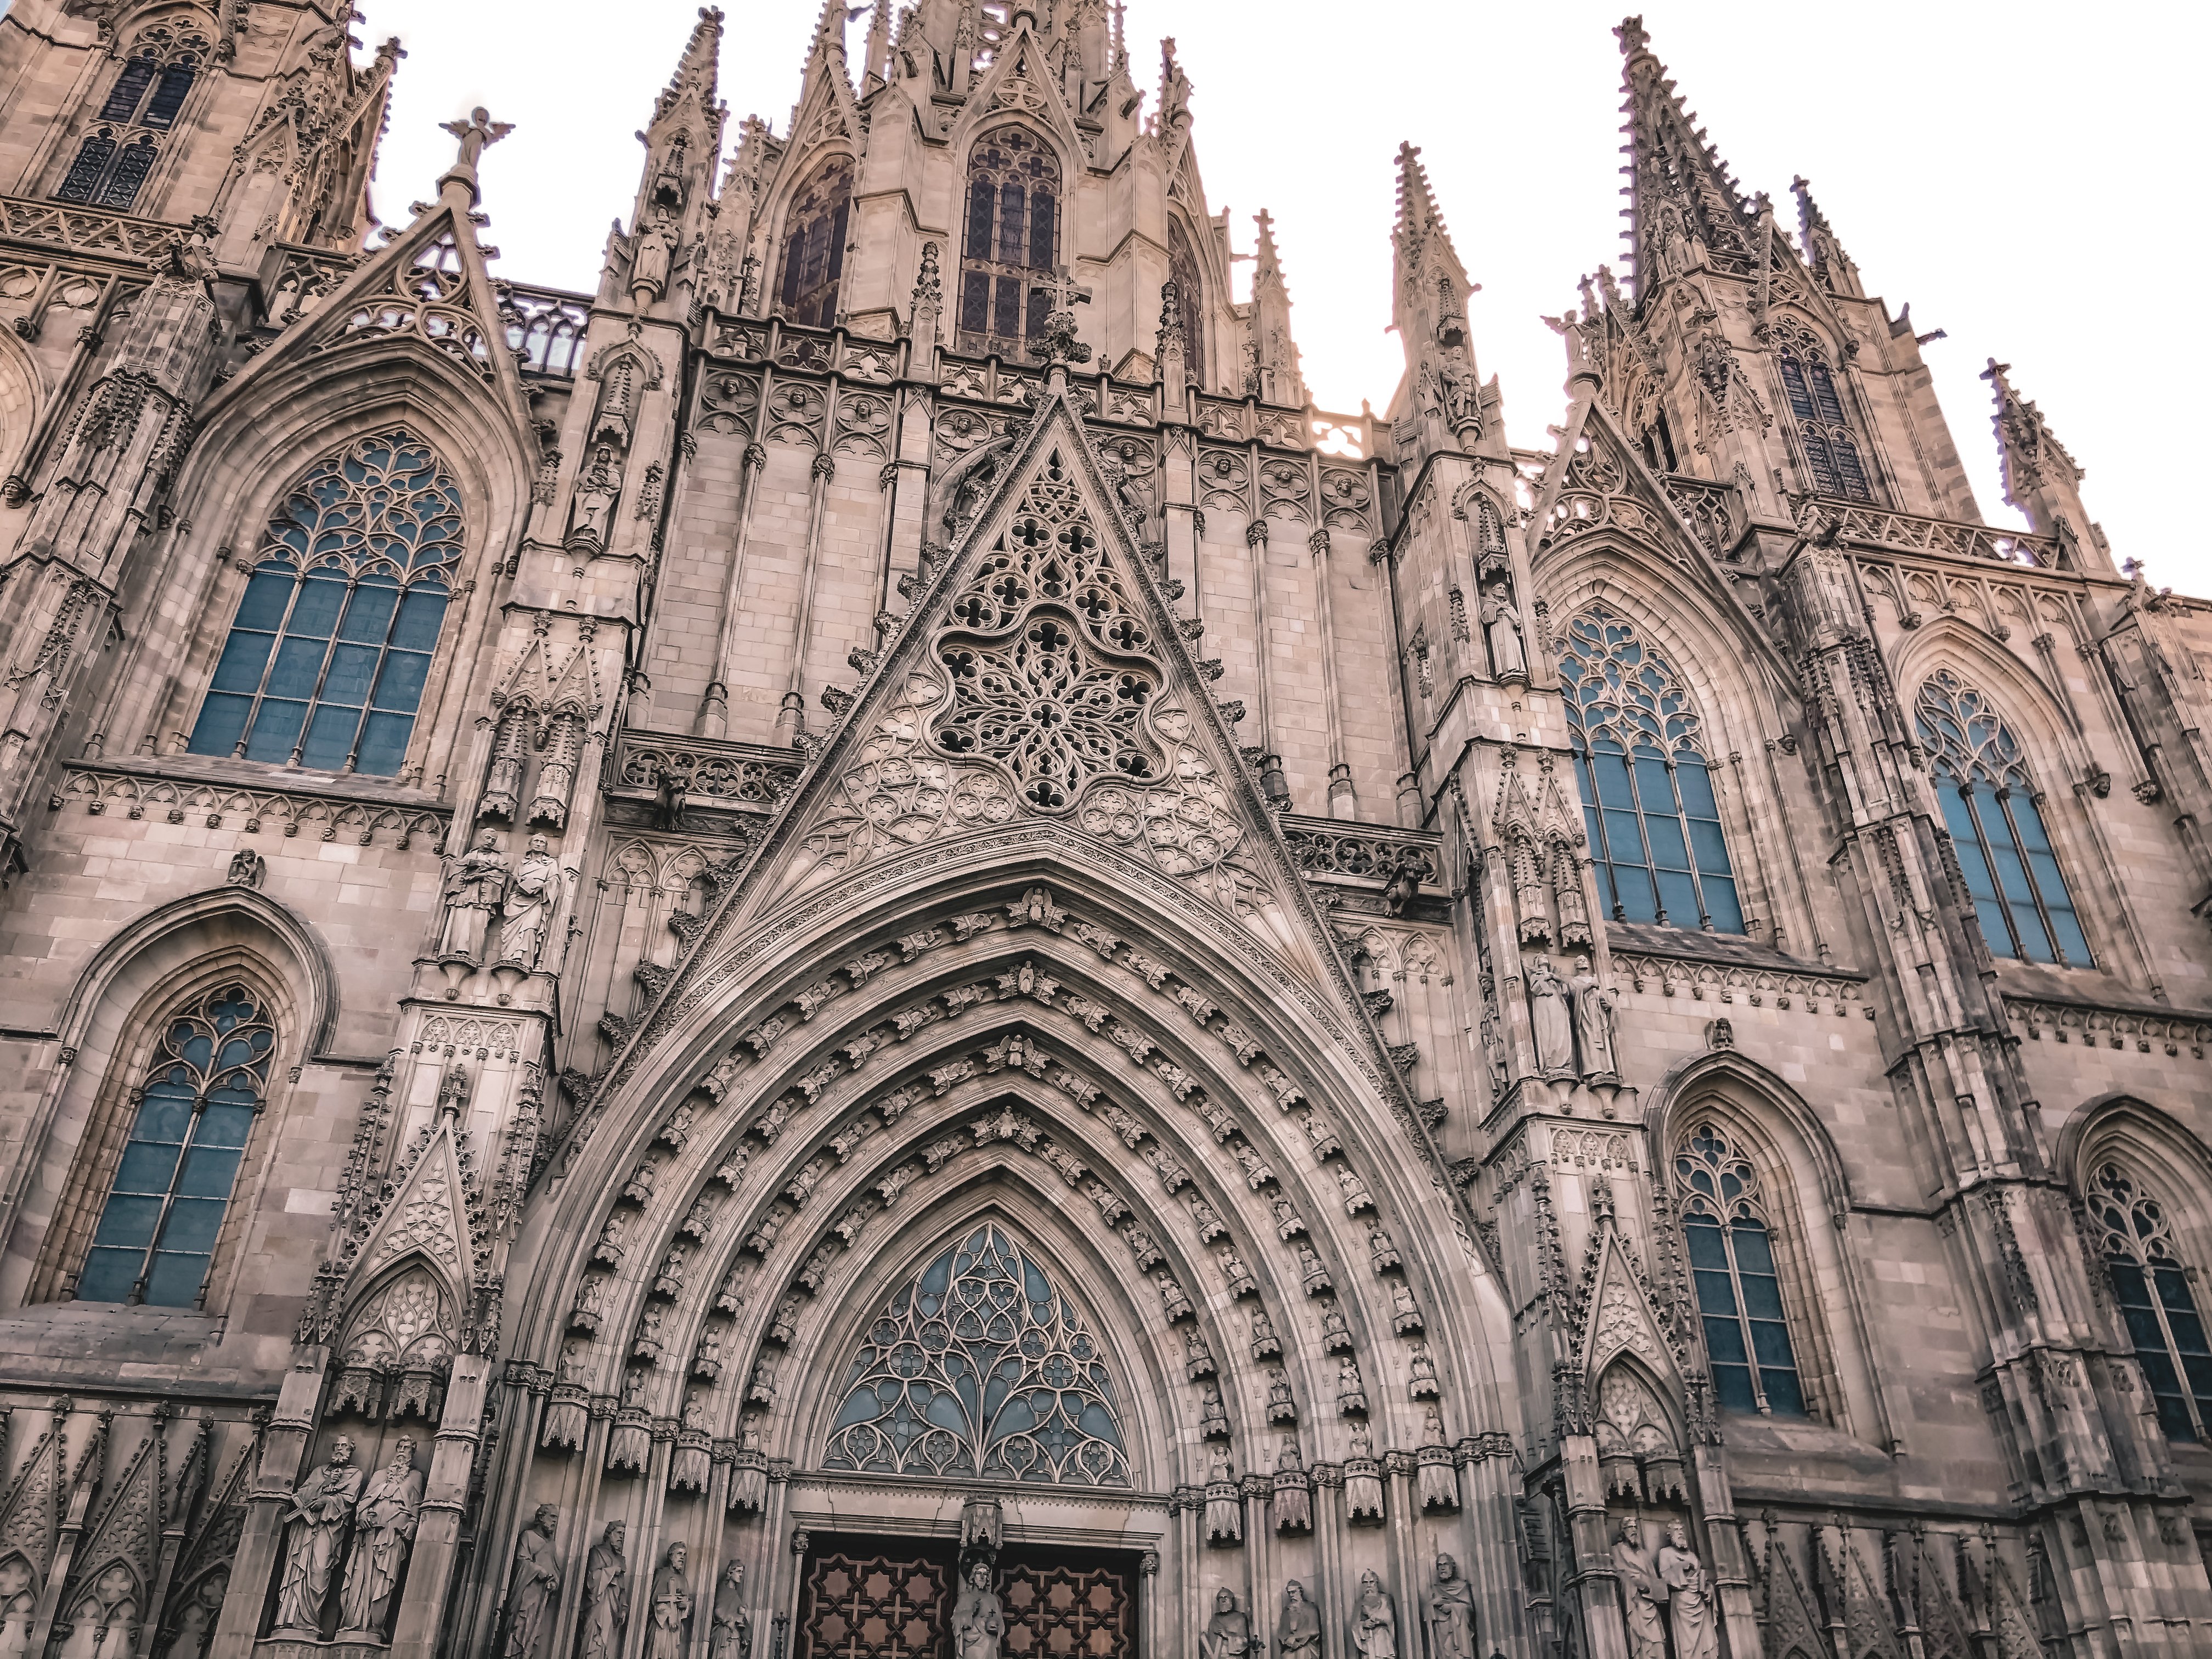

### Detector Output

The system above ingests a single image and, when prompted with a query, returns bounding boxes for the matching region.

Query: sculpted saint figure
[1425,1555,1476,1659]
[646,1542,693,1659]
[579,1521,631,1659]
[1277,1581,1322,1659]
[1352,1571,1397,1659]
[275,1437,364,1634]
[1201,1588,1254,1659]
[573,446,622,545]
[1479,585,1528,681]
[500,834,558,967]
[710,1562,749,1659]
[1569,958,1619,1079]
[439,830,510,962]
[1527,955,1576,1079]
[1658,1522,1719,1659]
[951,1560,1003,1659]
[631,216,676,306]
[1612,1518,1668,1659]
[338,1437,424,1635]
[505,1505,562,1659]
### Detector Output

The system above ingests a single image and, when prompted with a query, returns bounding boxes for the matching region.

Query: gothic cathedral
[0,3,2205,1657]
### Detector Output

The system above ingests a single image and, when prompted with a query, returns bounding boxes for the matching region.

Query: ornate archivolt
[522,879,1477,1512]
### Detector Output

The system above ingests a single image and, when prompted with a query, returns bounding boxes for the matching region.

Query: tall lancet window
[1167,217,1207,386]
[1771,320,1872,501]
[75,984,274,1308]
[823,1222,1131,1485]
[776,154,855,329]
[188,430,464,776]
[1914,669,2089,966]
[54,26,204,212]
[1675,1122,1806,1417]
[956,125,1062,359]
[2090,1162,2212,1442]
[1559,606,1743,933]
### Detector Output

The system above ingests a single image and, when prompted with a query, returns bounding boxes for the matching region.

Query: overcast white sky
[355,1,2204,587]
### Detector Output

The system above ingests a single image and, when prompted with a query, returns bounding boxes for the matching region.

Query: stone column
[390,1353,492,1659]
[211,1352,329,1654]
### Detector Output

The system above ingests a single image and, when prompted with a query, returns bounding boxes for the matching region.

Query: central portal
[796,1535,1140,1659]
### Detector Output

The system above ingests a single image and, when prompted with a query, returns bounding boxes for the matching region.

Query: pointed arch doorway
[791,1223,1148,1659]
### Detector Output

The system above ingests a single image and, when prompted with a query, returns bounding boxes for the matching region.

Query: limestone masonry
[0,3,2205,1657]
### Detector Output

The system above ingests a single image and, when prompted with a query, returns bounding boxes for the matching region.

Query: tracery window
[777,155,855,329]
[956,125,1062,359]
[823,1222,1131,1485]
[75,984,273,1308]
[2090,1162,2212,1442]
[187,430,464,776]
[54,29,202,211]
[1558,606,1743,932]
[1773,321,1872,501]
[1675,1122,1805,1417]
[1914,669,2089,966]
[1167,218,1206,387]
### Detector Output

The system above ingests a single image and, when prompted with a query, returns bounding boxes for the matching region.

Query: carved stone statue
[438,830,510,962]
[573,445,623,546]
[1612,1518,1667,1659]
[1480,585,1528,681]
[1201,1588,1254,1659]
[274,1436,364,1634]
[646,1542,692,1659]
[1569,958,1619,1080]
[337,1436,424,1635]
[631,215,676,307]
[579,1521,631,1659]
[440,106,514,172]
[1658,1522,1718,1659]
[951,1559,1003,1659]
[1352,1570,1396,1659]
[500,833,558,968]
[710,1562,749,1659]
[1425,1555,1476,1659]
[1278,1581,1322,1659]
[1527,955,1576,1079]
[504,1505,561,1659]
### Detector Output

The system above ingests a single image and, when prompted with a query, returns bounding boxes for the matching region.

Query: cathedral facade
[0,3,2208,1657]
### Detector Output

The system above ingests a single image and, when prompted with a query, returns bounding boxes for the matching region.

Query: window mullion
[1618,743,1665,924]
[233,562,311,757]
[1723,1226,1771,1414]
[1996,789,2069,964]
[290,573,357,766]
[1664,753,1716,931]
[130,1086,199,1306]
[1960,783,2020,957]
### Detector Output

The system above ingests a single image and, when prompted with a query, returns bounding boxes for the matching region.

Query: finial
[1615,15,1651,57]
[440,106,514,175]
[1032,266,1094,368]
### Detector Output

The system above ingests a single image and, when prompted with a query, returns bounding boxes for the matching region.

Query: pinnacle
[1393,142,1447,246]
[658,6,725,114]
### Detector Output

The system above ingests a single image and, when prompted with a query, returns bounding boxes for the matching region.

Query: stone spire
[1790,174,1863,298]
[613,7,728,315]
[1616,14,1756,300]
[1982,358,2111,572]
[1247,209,1305,407]
[1391,143,1486,455]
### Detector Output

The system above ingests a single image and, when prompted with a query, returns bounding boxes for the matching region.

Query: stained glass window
[76,984,273,1308]
[2091,1162,2212,1442]
[823,1223,1131,1485]
[1675,1122,1805,1417]
[1773,321,1872,501]
[55,38,199,210]
[187,430,464,776]
[1558,606,1743,932]
[777,155,855,330]
[956,126,1061,360]
[1914,669,2089,966]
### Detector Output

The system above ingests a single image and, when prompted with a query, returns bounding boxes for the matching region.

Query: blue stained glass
[76,985,273,1309]
[1677,1125,1807,1418]
[188,431,462,776]
[1560,607,1743,933]
[2093,1164,2212,1442]
[1916,670,2089,966]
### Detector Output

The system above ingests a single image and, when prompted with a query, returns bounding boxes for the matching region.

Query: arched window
[1674,1121,1806,1417]
[1167,217,1206,387]
[776,154,855,329]
[2089,1161,2212,1442]
[955,125,1062,359]
[54,32,202,211]
[188,430,465,775]
[75,983,273,1308]
[823,1222,1131,1485]
[1914,669,2089,966]
[1558,605,1743,932]
[1773,321,1872,501]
